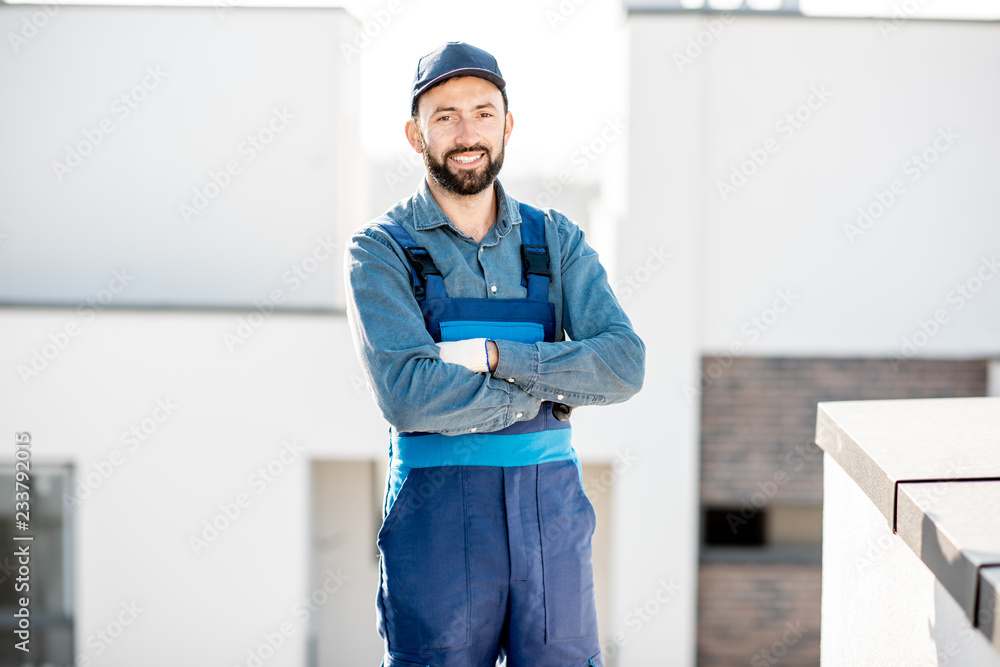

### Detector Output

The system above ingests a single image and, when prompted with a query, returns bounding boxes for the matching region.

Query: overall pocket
[377,466,471,653]
[537,460,599,643]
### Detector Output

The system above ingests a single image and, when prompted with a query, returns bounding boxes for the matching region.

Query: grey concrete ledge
[982,566,1000,653]
[815,397,1000,528]
[816,397,1000,655]
[897,480,1000,625]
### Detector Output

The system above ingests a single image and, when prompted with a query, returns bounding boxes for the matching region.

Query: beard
[419,133,505,196]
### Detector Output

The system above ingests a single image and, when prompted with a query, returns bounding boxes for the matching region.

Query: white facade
[624,12,1000,666]
[0,5,358,310]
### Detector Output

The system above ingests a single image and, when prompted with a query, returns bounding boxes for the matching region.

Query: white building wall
[630,14,1000,360]
[0,309,384,665]
[0,5,358,310]
[627,12,1000,666]
[0,5,365,664]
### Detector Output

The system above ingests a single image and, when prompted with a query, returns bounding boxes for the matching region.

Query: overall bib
[374,203,603,667]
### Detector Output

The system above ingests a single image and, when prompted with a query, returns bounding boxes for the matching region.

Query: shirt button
[479,247,484,252]
[470,427,477,432]
[490,285,497,293]
[516,412,523,419]
[557,394,564,400]
[508,377,515,383]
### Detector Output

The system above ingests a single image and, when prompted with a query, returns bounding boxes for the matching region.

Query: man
[345,42,645,667]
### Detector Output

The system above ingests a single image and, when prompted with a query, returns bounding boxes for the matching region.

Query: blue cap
[411,42,505,114]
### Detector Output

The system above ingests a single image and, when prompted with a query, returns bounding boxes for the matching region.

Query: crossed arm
[344,214,645,435]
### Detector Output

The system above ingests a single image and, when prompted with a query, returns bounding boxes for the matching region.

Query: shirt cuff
[492,339,538,392]
[490,374,543,425]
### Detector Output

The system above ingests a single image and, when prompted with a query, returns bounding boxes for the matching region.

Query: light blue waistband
[390,428,574,469]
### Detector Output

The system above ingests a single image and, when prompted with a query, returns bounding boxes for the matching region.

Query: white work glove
[436,338,490,373]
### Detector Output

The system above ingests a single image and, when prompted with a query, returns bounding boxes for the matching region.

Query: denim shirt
[344,178,645,436]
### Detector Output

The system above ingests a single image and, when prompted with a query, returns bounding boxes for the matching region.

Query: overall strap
[517,202,551,302]
[377,217,447,300]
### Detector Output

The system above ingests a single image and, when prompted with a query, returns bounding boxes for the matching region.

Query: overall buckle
[521,244,550,277]
[402,247,440,299]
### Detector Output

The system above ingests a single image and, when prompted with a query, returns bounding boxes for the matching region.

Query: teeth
[452,155,481,163]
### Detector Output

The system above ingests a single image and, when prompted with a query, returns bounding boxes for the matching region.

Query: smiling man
[345,42,645,667]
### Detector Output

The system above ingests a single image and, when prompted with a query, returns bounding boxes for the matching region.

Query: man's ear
[503,111,514,147]
[404,118,423,154]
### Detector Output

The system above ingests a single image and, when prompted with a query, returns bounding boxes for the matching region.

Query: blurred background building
[0,0,998,665]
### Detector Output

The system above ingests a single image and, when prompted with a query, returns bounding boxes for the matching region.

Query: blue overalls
[374,203,604,667]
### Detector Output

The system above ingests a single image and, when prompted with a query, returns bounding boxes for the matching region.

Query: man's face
[407,76,513,196]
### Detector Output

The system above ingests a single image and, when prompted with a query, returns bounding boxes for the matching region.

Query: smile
[450,153,484,165]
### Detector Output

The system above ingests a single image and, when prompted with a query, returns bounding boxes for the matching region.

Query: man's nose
[455,117,480,148]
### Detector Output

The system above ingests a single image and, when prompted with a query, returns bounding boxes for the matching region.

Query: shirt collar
[411,178,520,237]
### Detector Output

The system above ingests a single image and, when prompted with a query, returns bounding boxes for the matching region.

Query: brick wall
[699,357,988,506]
[699,563,821,667]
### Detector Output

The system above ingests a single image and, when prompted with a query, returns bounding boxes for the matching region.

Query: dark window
[703,507,766,547]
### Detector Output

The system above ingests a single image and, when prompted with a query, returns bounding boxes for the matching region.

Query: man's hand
[436,338,499,373]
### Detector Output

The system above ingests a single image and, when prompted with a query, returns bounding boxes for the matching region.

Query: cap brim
[413,67,506,103]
